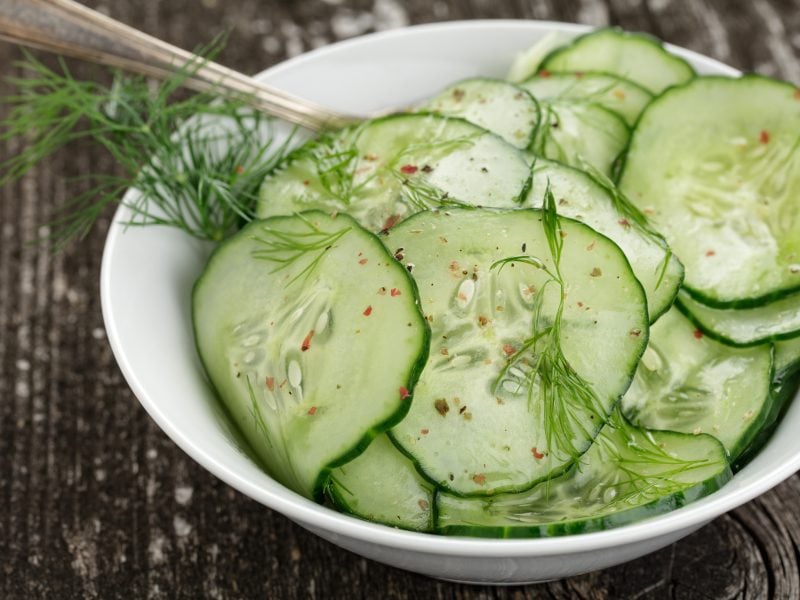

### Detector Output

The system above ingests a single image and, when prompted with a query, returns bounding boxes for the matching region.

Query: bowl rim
[101,18,800,558]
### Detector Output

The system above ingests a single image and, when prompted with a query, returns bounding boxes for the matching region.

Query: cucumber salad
[192,28,800,536]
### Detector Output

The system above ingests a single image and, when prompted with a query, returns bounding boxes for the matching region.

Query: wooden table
[2,1,798,597]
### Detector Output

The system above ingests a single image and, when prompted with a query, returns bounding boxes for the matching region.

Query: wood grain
[1,0,799,598]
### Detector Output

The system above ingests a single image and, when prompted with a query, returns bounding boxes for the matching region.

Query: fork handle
[0,0,355,130]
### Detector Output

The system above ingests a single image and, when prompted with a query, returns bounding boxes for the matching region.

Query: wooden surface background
[2,0,799,598]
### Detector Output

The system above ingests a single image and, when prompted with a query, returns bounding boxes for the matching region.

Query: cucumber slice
[618,76,800,308]
[520,72,653,126]
[436,409,730,537]
[257,113,531,232]
[328,434,435,532]
[423,78,541,149]
[776,337,800,378]
[524,159,682,321]
[735,338,800,470]
[531,100,630,176]
[193,211,429,499]
[621,308,773,460]
[677,289,800,347]
[539,28,695,94]
[387,207,649,496]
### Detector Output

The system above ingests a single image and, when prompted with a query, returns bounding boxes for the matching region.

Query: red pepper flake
[399,386,411,400]
[381,214,401,232]
[759,129,770,144]
[795,89,800,100]
[618,218,631,228]
[420,428,429,435]
[302,179,310,186]
[358,258,368,265]
[503,344,516,357]
[705,249,716,257]
[577,301,584,308]
[400,164,419,175]
[390,288,402,297]
[301,330,315,352]
[472,474,487,486]
[307,406,317,416]
[531,447,545,460]
[265,376,275,391]
[363,305,373,316]
[234,165,245,175]
[693,329,704,340]
[539,69,551,78]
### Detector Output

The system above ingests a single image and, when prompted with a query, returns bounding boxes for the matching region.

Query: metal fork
[0,0,359,131]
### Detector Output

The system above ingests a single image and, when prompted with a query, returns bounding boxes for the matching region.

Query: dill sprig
[491,185,605,459]
[250,215,351,285]
[0,44,295,247]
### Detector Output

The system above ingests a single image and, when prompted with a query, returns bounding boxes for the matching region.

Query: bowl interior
[101,20,800,558]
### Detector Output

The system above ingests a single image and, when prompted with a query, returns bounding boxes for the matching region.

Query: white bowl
[100,20,800,585]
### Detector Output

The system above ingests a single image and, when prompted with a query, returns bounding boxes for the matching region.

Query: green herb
[0,44,295,247]
[491,184,605,460]
[250,214,351,285]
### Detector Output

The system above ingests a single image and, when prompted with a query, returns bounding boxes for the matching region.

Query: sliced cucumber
[520,72,653,126]
[677,289,800,347]
[531,100,629,176]
[735,338,800,469]
[539,28,695,94]
[507,32,571,83]
[423,78,541,149]
[193,211,429,499]
[257,113,531,232]
[523,159,682,321]
[776,337,800,379]
[436,409,730,537]
[619,76,800,308]
[328,434,435,532]
[621,308,772,460]
[387,207,649,496]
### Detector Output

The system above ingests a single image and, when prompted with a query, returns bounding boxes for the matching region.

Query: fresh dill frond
[491,184,605,460]
[250,215,351,285]
[0,43,296,248]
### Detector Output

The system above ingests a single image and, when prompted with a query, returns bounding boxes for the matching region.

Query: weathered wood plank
[1,1,799,598]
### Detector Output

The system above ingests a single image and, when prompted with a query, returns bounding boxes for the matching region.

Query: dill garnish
[491,185,605,460]
[0,44,295,247]
[250,214,351,285]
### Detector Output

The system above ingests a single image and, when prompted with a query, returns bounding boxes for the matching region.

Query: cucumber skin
[733,352,800,471]
[436,464,731,538]
[674,295,800,348]
[191,210,431,502]
[616,74,800,309]
[537,27,695,95]
[327,434,438,532]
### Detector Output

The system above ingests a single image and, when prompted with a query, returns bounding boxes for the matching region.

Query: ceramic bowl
[101,20,800,584]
